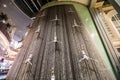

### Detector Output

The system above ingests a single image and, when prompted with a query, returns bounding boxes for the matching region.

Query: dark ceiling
[0,0,52,42]
[0,0,33,41]
[14,0,52,17]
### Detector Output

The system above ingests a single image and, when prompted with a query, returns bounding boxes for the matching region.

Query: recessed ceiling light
[2,20,6,23]
[3,4,7,7]
[86,18,88,21]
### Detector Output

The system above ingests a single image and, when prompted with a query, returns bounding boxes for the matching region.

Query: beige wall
[107,10,117,18]
[103,10,120,48]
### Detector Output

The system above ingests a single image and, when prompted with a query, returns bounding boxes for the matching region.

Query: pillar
[6,5,115,80]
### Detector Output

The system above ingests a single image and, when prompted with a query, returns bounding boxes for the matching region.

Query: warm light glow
[2,20,6,23]
[91,33,95,38]
[3,4,7,8]
[10,39,23,49]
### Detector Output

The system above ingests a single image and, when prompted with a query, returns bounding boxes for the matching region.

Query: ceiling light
[2,20,6,23]
[86,18,88,21]
[3,4,7,8]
